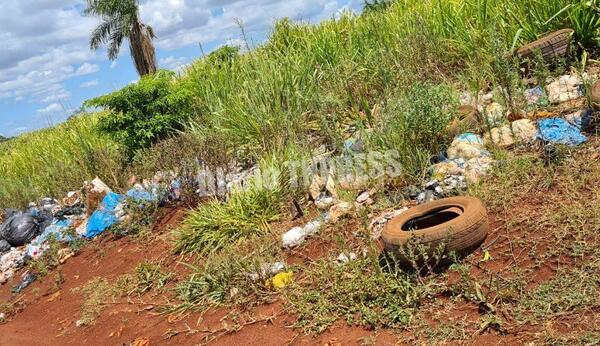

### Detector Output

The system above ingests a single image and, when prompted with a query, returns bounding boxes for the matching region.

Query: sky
[0,0,364,138]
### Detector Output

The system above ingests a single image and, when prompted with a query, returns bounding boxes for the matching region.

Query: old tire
[516,29,574,62]
[381,196,488,266]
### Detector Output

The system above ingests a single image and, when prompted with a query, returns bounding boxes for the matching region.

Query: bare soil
[0,140,599,345]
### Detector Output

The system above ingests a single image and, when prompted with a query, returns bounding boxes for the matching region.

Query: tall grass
[177,0,595,161]
[3,0,598,209]
[0,114,125,207]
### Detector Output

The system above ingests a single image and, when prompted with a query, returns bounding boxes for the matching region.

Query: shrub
[369,82,457,183]
[175,179,283,254]
[85,70,193,154]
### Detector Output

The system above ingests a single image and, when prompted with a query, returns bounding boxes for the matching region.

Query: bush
[175,180,284,254]
[369,82,457,183]
[85,70,193,154]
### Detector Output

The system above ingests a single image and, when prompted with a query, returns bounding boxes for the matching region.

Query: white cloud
[140,0,345,50]
[41,89,71,103]
[159,56,189,72]
[75,63,100,75]
[37,103,63,114]
[80,79,99,88]
[1,0,354,110]
[0,2,98,104]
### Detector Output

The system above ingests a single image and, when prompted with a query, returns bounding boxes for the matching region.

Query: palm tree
[85,0,157,76]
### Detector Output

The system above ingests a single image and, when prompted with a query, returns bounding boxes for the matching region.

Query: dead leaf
[46,291,61,303]
[132,337,150,346]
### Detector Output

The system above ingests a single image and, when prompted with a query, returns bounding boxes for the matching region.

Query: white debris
[314,195,334,210]
[282,219,325,248]
[328,202,354,223]
[282,227,305,248]
[0,248,26,285]
[246,262,286,281]
[369,207,408,240]
[336,252,358,264]
[447,133,488,160]
[547,74,584,104]
[483,102,505,126]
[484,119,538,148]
[356,191,370,204]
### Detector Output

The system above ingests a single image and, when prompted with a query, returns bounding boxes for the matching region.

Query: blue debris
[525,86,548,106]
[537,118,587,146]
[454,132,484,146]
[26,219,74,258]
[85,192,123,238]
[126,187,156,203]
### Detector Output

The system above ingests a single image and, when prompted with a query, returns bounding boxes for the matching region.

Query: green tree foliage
[85,0,157,76]
[85,70,193,155]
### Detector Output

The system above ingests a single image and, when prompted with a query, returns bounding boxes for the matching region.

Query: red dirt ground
[0,140,598,345]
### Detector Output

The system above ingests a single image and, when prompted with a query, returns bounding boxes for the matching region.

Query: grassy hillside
[1,0,597,207]
[0,114,124,207]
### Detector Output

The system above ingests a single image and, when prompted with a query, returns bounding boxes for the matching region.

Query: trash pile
[418,73,594,204]
[0,175,181,287]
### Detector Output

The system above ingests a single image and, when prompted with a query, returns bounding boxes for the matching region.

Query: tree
[363,0,395,13]
[85,0,157,76]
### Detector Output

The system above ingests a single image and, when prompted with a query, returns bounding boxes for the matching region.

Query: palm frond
[107,30,125,60]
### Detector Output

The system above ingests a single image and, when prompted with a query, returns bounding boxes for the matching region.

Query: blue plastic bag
[26,219,73,258]
[85,192,123,238]
[537,118,587,146]
[454,132,484,146]
[126,187,156,203]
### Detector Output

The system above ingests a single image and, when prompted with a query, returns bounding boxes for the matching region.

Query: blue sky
[0,0,363,138]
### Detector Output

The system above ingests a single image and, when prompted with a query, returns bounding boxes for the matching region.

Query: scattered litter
[247,262,286,281]
[0,248,27,284]
[546,74,584,104]
[282,218,325,248]
[84,192,124,239]
[90,177,111,194]
[0,312,5,323]
[356,191,370,204]
[39,198,60,213]
[525,86,546,105]
[58,248,75,264]
[431,159,466,179]
[485,119,537,148]
[12,273,37,294]
[328,202,353,223]
[484,102,505,125]
[336,252,357,264]
[126,185,156,203]
[537,118,587,146]
[314,194,334,210]
[267,271,293,289]
[416,190,434,204]
[26,219,73,259]
[282,227,305,248]
[464,156,495,184]
[309,174,325,201]
[447,133,489,160]
[1,212,43,247]
[369,207,408,240]
[564,109,593,130]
